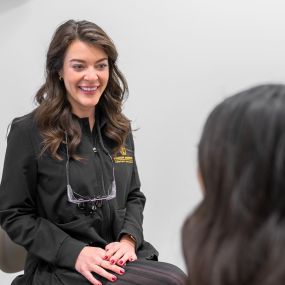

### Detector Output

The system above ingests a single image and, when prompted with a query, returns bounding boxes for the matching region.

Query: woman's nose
[83,68,99,81]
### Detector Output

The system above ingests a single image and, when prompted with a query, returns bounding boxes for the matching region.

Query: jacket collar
[71,107,107,130]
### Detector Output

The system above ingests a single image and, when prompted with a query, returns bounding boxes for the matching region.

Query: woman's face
[60,40,109,117]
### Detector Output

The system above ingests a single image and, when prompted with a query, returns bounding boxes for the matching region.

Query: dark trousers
[55,259,186,285]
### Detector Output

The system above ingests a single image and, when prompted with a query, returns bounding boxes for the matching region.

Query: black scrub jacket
[0,112,158,282]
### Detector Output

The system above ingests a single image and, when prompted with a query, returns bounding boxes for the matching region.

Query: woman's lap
[56,259,186,285]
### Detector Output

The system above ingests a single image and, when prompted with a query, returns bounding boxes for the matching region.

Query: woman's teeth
[80,86,98,91]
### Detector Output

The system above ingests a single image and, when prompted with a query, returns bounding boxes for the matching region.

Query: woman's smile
[60,40,109,118]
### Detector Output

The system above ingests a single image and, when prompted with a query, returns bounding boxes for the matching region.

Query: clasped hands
[75,235,137,285]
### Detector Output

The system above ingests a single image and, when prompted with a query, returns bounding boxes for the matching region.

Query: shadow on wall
[0,0,31,15]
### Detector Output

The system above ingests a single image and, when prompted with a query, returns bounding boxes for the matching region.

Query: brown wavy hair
[183,84,285,285]
[34,19,130,160]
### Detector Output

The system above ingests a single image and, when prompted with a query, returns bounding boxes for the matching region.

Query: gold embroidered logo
[113,146,133,164]
[120,147,127,156]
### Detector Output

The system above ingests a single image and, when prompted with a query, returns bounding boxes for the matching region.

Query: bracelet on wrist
[127,234,136,243]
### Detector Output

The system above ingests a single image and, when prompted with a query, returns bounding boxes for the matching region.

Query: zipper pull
[93,147,97,152]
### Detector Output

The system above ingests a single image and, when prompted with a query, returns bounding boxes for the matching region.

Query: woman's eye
[72,64,84,71]
[96,63,108,70]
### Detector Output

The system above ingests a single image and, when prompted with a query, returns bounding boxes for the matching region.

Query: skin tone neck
[87,112,95,132]
[89,115,95,131]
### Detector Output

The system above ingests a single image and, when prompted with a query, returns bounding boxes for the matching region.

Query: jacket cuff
[118,227,143,251]
[56,236,86,269]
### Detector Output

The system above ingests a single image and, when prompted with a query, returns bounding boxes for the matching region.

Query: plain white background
[1,0,285,283]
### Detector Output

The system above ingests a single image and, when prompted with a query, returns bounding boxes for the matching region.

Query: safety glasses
[64,132,116,209]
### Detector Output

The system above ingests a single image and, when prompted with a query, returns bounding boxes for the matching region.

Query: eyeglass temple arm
[65,131,71,186]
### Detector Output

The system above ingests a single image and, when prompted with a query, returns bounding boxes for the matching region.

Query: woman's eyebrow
[69,58,108,63]
[96,58,108,63]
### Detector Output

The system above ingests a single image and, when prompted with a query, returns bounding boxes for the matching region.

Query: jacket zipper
[92,130,112,242]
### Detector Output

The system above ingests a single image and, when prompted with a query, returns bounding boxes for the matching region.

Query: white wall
[1,0,285,283]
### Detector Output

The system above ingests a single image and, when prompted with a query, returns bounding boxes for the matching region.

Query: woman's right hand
[75,246,125,285]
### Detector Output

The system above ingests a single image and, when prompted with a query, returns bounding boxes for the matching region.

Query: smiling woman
[60,41,109,124]
[0,19,186,285]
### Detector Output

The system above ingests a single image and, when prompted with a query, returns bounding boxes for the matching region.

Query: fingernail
[120,269,125,274]
[112,276,117,282]
[103,255,108,260]
[119,260,123,265]
[110,260,115,264]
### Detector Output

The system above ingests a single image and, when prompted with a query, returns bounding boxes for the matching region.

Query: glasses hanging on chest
[64,131,116,212]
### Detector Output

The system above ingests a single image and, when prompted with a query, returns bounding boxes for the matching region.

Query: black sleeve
[118,133,146,250]
[0,120,86,269]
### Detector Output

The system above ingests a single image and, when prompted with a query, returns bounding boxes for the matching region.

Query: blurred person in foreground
[183,84,285,285]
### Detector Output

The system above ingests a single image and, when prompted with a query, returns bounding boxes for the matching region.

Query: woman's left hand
[105,235,137,266]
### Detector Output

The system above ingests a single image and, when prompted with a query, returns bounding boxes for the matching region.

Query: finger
[97,251,108,262]
[105,245,120,260]
[118,251,137,266]
[117,254,129,266]
[105,249,117,261]
[92,264,118,283]
[101,260,125,275]
[109,249,125,265]
[128,253,138,262]
[105,242,119,251]
[82,271,102,285]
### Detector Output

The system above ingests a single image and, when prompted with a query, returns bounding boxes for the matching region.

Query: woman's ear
[58,69,63,80]
[58,71,63,81]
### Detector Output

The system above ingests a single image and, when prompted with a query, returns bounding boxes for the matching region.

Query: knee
[163,264,187,285]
